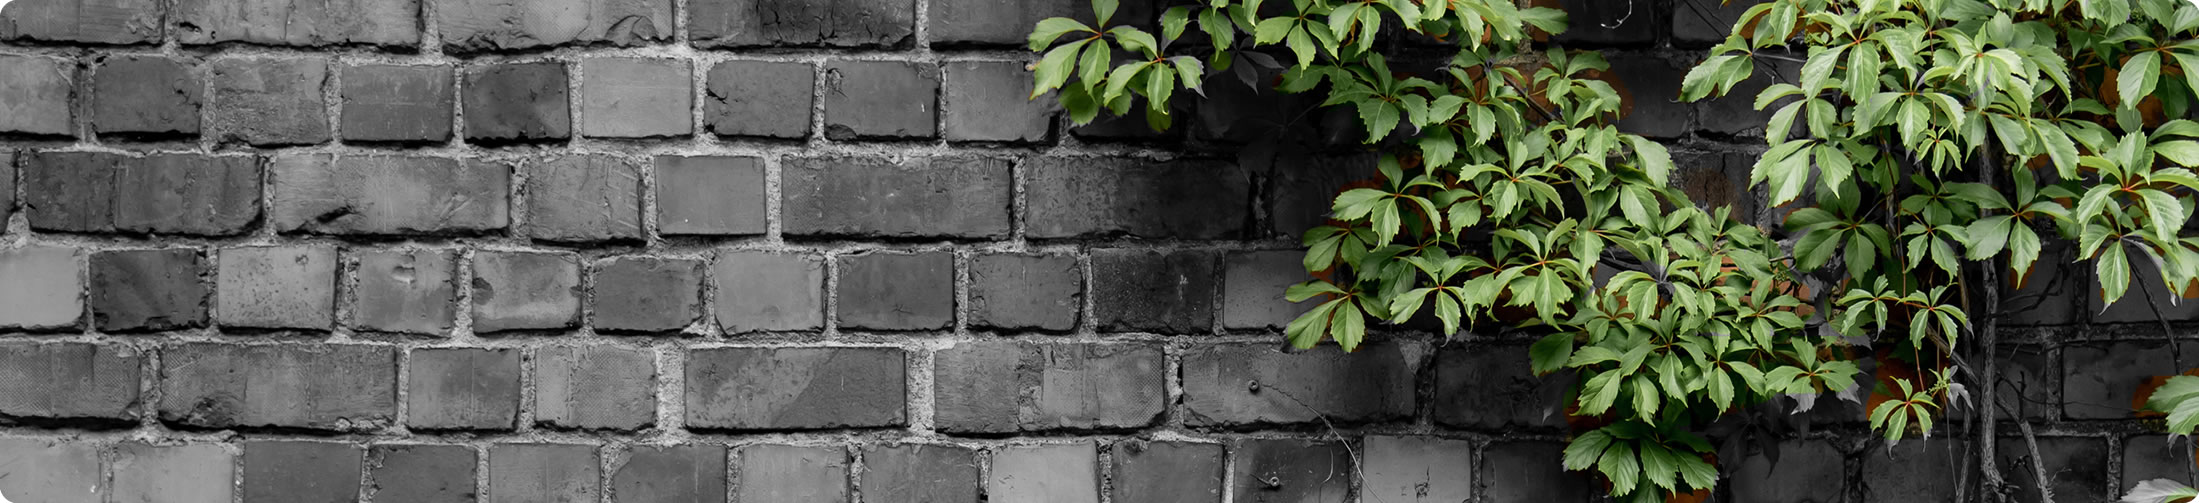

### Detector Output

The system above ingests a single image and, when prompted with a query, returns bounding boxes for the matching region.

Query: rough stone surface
[90,248,208,332]
[463,62,570,142]
[968,253,1080,332]
[1109,441,1224,503]
[92,55,201,137]
[654,155,767,235]
[369,445,477,503]
[1230,439,1351,503]
[943,61,1056,142]
[1092,249,1216,333]
[0,438,102,503]
[1609,53,1691,138]
[592,256,703,333]
[1861,440,1959,502]
[2063,341,2199,419]
[173,0,419,47]
[1997,437,2109,503]
[488,444,600,503]
[0,247,81,330]
[1362,435,1474,503]
[0,55,73,137]
[470,251,581,333]
[580,57,691,138]
[836,251,955,331]
[1433,344,1574,429]
[734,444,844,502]
[990,443,1099,503]
[158,343,397,431]
[524,155,644,242]
[1220,250,1310,330]
[1699,58,1801,136]
[2122,434,2195,488]
[860,444,979,503]
[781,156,1012,239]
[114,154,263,235]
[0,153,12,227]
[927,0,1075,45]
[1668,151,1752,219]
[0,0,162,44]
[1481,441,1592,502]
[436,0,672,52]
[216,246,338,330]
[932,342,1164,433]
[1673,0,1763,45]
[822,60,937,139]
[703,60,813,138]
[271,154,511,236]
[112,443,233,503]
[354,249,459,335]
[617,445,728,503]
[23,152,120,232]
[1026,157,1252,239]
[712,251,825,332]
[0,342,141,421]
[407,348,521,430]
[341,64,454,142]
[685,346,906,430]
[209,57,331,146]
[534,345,656,430]
[1550,0,1656,44]
[689,0,915,48]
[1181,343,1419,426]
[1267,153,1380,237]
[243,441,363,503]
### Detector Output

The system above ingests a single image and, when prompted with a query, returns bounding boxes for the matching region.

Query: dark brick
[1609,53,1691,138]
[1673,0,1763,45]
[354,249,458,335]
[1109,441,1224,503]
[90,248,208,332]
[1995,345,2058,421]
[734,445,843,502]
[368,445,476,503]
[580,57,690,138]
[113,443,233,503]
[173,0,417,46]
[782,156,1011,240]
[837,251,954,331]
[592,256,703,333]
[470,251,581,333]
[0,247,82,330]
[0,55,73,137]
[0,439,102,503]
[689,0,914,48]
[1670,152,1751,218]
[943,61,1056,142]
[933,342,1163,433]
[0,342,140,421]
[712,251,824,332]
[1230,439,1350,502]
[2095,263,2199,323]
[702,60,812,139]
[1481,441,1593,502]
[1092,249,1216,333]
[271,154,511,236]
[0,0,162,44]
[1220,250,1310,330]
[2063,341,2199,419]
[822,60,937,140]
[1268,153,1378,237]
[488,444,599,503]
[209,57,330,146]
[1181,343,1418,426]
[2122,434,2196,488]
[243,441,363,503]
[1862,440,1958,502]
[534,345,655,430]
[92,55,201,137]
[2003,243,2081,326]
[407,348,520,430]
[1362,436,1473,503]
[1027,157,1252,239]
[114,154,262,235]
[1998,437,2109,503]
[463,62,570,142]
[1698,57,1800,137]
[436,0,671,52]
[618,445,728,502]
[1550,0,1656,44]
[524,155,643,242]
[159,343,396,430]
[216,245,337,329]
[685,346,906,430]
[1433,344,1573,429]
[968,253,1080,332]
[927,0,1074,45]
[861,444,978,503]
[341,64,453,142]
[0,152,12,229]
[990,443,1099,503]
[654,155,767,236]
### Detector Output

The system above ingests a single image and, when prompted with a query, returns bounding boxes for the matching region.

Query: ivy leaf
[1638,442,1681,492]
[1255,16,1295,44]
[1331,298,1366,352]
[1284,298,1343,349]
[1564,429,1614,470]
[1626,136,1674,186]
[1171,56,1207,96]
[2123,478,2199,503]
[1061,85,1101,124]
[1029,18,1095,51]
[2149,375,2199,413]
[1286,26,1318,68]
[1598,442,1641,496]
[2120,51,2162,109]
[2140,189,2187,242]
[1359,99,1402,142]
[1077,40,1113,94]
[1799,45,1847,92]
[1093,0,1119,26]
[1532,333,1575,375]
[1161,7,1192,41]
[2155,140,2199,166]
[2099,241,2133,308]
[1681,55,1750,102]
[1032,39,1092,99]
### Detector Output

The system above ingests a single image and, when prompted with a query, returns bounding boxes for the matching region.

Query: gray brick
[436,0,670,52]
[0,0,162,44]
[685,346,906,430]
[174,0,418,46]
[216,245,337,330]
[712,251,824,332]
[1995,345,2057,421]
[0,55,73,137]
[943,60,1056,142]
[703,60,812,139]
[1698,57,1800,137]
[0,439,102,503]
[354,249,458,335]
[2123,434,2194,489]
[1481,441,1593,502]
[991,443,1099,503]
[1027,157,1251,239]
[1181,343,1418,426]
[1863,440,1955,502]
[1433,344,1573,429]
[158,343,397,431]
[271,154,511,236]
[470,251,580,333]
[0,247,82,330]
[209,57,330,146]
[861,444,978,503]
[782,156,1011,239]
[1669,152,1751,218]
[933,342,1163,433]
[407,348,520,430]
[617,445,728,503]
[2064,341,2199,419]
[1609,54,1690,138]
[734,445,843,503]
[1109,441,1224,503]
[1361,436,1473,503]
[341,64,453,142]
[242,441,362,503]
[92,55,201,137]
[463,62,570,142]
[113,443,233,503]
[579,57,690,138]
[114,154,262,235]
[2094,262,2199,323]
[927,0,1075,45]
[837,251,954,331]
[592,256,703,333]
[2003,243,2081,326]
[1230,439,1349,503]
[0,342,141,421]
[1093,249,1215,333]
[1221,250,1310,330]
[534,345,655,430]
[1673,0,1763,45]
[1730,441,1846,502]
[822,60,937,139]
[654,156,767,236]
[1268,154,1378,237]
[368,445,476,503]
[488,444,599,503]
[690,0,914,48]
[0,152,12,229]
[1999,437,2108,503]
[91,248,208,332]
[524,155,643,242]
[24,152,119,232]
[1549,0,1655,44]
[968,253,1080,332]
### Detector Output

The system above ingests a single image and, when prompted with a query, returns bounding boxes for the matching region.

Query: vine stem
[2134,273,2198,487]
[1974,135,2008,500]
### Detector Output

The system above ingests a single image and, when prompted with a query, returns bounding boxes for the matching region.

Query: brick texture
[1109,440,1224,503]
[990,443,1100,503]
[685,346,906,430]
[0,0,162,44]
[535,345,655,430]
[524,155,644,242]
[781,156,1012,239]
[734,445,842,502]
[271,154,510,236]
[25,152,262,235]
[173,0,418,47]
[369,445,476,503]
[90,248,208,331]
[0,247,81,331]
[944,60,1056,142]
[242,441,362,503]
[113,443,233,503]
[463,62,570,142]
[591,256,703,333]
[836,251,954,331]
[712,251,825,332]
[436,0,671,52]
[822,60,937,139]
[216,245,338,330]
[209,57,330,146]
[354,249,459,335]
[0,342,141,422]
[92,55,201,137]
[932,342,1164,433]
[488,444,599,503]
[618,445,728,502]
[968,252,1081,332]
[0,438,102,503]
[1181,343,1419,426]
[0,55,73,137]
[581,57,691,138]
[690,0,915,48]
[703,60,812,138]
[1093,249,1216,333]
[654,155,767,235]
[341,64,454,142]
[407,348,521,430]
[471,251,581,333]
[159,343,397,431]
[861,444,979,502]
[1025,157,1252,239]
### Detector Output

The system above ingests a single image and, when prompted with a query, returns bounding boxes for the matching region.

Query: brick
[243,441,362,503]
[355,249,458,335]
[0,438,101,503]
[174,0,416,46]
[115,154,262,235]
[702,60,812,139]
[209,57,330,146]
[368,445,476,503]
[968,253,1080,332]
[1221,250,1310,330]
[92,55,201,137]
[0,55,73,137]
[592,257,703,333]
[837,251,954,331]
[933,342,1163,433]
[1093,249,1216,333]
[1673,0,1763,45]
[1268,154,1378,237]
[927,0,1074,45]
[341,64,453,142]
[158,343,396,430]
[271,154,511,236]
[1230,439,1350,502]
[1861,440,1957,502]
[524,155,643,242]
[580,57,690,138]
[782,156,1011,239]
[216,245,337,329]
[990,443,1099,503]
[463,62,570,142]
[0,0,162,44]
[734,445,842,503]
[113,443,233,503]
[861,444,978,502]
[535,345,655,430]
[436,0,671,52]
[943,61,1056,142]
[1698,57,1800,137]
[1549,0,1655,44]
[1362,436,1473,503]
[1433,344,1573,429]
[712,251,825,332]
[618,445,728,502]
[2122,434,2197,488]
[822,60,937,139]
[685,346,905,430]
[1998,437,2109,503]
[1609,54,1691,138]
[408,348,520,430]
[1669,152,1751,219]
[1109,441,1224,503]
[2004,243,2081,326]
[1995,345,2058,421]
[1481,441,1593,502]
[1027,157,1252,239]
[488,444,599,503]
[2095,263,2199,323]
[0,342,140,421]
[0,152,12,228]
[470,251,581,333]
[90,248,209,332]
[1181,343,1419,426]
[2063,341,2199,419]
[654,155,767,236]
[689,0,914,48]
[0,246,83,330]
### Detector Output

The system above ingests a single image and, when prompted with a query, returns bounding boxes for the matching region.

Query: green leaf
[1093,0,1119,26]
[2141,189,2188,241]
[1077,39,1112,93]
[1285,281,1346,302]
[1111,26,1161,58]
[1255,16,1295,44]
[2123,478,2199,503]
[1102,62,1147,102]
[2156,140,2199,166]
[1061,85,1100,124]
[1563,429,1614,470]
[2149,375,2199,413]
[1627,136,1674,186]
[1799,45,1846,92]
[2121,51,2163,109]
[1032,39,1092,99]
[1638,442,1680,492]
[1598,441,1641,496]
[1681,55,1749,102]
[1532,333,1575,375]
[2170,398,2199,436]
[1171,56,1206,95]
[1030,17,1095,51]
[1286,26,1318,68]
[1332,298,1366,351]
[1161,6,1192,41]
[2099,242,2133,307]
[1359,100,1401,142]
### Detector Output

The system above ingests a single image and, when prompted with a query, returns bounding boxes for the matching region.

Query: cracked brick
[341,64,453,142]
[173,0,419,47]
[271,154,510,236]
[209,57,330,146]
[534,345,655,430]
[523,155,643,243]
[690,0,915,48]
[436,0,671,52]
[822,60,937,139]
[703,60,812,139]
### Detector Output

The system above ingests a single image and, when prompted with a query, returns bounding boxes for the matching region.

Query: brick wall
[0,0,2184,502]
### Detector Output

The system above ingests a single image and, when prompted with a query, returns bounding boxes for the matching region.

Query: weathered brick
[407,348,521,430]
[1548,0,1657,44]
[0,0,162,44]
[1362,436,1474,503]
[991,443,1099,503]
[1093,249,1216,333]
[354,249,458,335]
[341,64,453,142]
[1181,343,1419,426]
[712,251,825,332]
[216,245,337,330]
[470,251,581,333]
[1433,344,1573,429]
[933,342,1163,433]
[592,256,703,333]
[487,444,599,503]
[243,441,362,503]
[173,0,417,47]
[1698,57,1800,137]
[159,343,396,430]
[581,57,690,138]
[114,154,262,235]
[968,253,1080,332]
[1109,440,1224,503]
[436,0,671,52]
[368,445,476,503]
[535,345,655,430]
[113,443,233,503]
[734,445,842,503]
[685,346,906,430]
[1862,440,1957,502]
[927,0,1073,45]
[0,438,101,503]
[943,61,1056,142]
[90,248,209,332]
[0,152,12,228]
[2004,243,2081,326]
[1673,0,1763,45]
[2095,263,2199,323]
[209,57,330,146]
[0,246,83,331]
[689,0,914,48]
[1268,153,1378,237]
[1998,437,2109,503]
[0,342,140,421]
[702,60,812,139]
[0,55,73,137]
[524,155,643,242]
[463,62,570,143]
[782,156,1011,239]
[861,444,979,502]
[1668,151,1752,219]
[2063,341,2199,419]
[271,154,511,236]
[1027,157,1252,239]
[616,445,728,502]
[654,155,767,236]
[1230,439,1350,502]
[1995,345,2058,421]
[1609,53,1691,138]
[2121,434,2196,488]
[1481,441,1593,502]
[1221,250,1311,330]
[92,55,201,137]
[837,251,954,331]
[822,60,937,140]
